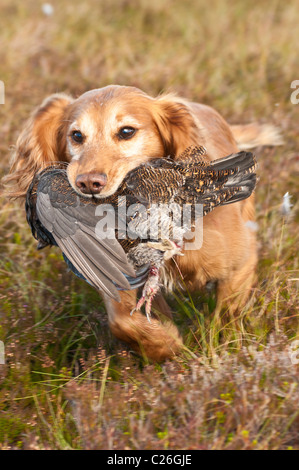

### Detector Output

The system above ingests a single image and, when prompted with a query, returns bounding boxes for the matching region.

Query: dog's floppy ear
[2,93,73,198]
[153,94,202,157]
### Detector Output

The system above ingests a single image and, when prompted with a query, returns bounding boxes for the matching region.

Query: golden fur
[3,85,281,361]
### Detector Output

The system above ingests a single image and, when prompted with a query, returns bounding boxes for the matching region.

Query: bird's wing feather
[36,189,135,300]
[58,237,122,299]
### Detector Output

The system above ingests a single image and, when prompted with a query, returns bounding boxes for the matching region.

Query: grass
[0,0,298,450]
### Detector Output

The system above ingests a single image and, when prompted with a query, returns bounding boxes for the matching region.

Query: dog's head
[3,85,201,198]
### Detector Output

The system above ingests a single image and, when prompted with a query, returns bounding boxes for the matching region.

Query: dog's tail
[230,123,283,150]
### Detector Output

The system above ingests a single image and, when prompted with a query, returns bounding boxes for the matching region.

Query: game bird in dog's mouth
[26,146,257,320]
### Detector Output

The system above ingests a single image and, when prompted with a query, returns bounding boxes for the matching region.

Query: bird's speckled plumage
[26,146,257,317]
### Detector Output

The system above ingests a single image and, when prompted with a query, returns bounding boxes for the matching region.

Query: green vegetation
[0,0,298,449]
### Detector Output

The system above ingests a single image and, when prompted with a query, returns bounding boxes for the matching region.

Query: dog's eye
[118,127,136,140]
[71,130,84,143]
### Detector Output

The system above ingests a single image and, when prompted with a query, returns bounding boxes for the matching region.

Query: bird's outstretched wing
[29,168,136,301]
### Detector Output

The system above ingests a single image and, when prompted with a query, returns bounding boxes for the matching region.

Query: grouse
[26,146,257,320]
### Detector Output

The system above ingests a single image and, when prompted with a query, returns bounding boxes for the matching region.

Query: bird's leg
[131,266,160,323]
[129,240,183,322]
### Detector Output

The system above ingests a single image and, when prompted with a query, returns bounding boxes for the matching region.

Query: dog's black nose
[75,172,107,194]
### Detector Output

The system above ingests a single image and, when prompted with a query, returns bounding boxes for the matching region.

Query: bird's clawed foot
[130,266,160,322]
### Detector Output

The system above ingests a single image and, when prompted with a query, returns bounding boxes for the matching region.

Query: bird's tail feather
[211,151,257,204]
[210,151,256,173]
[178,150,257,209]
[221,178,256,205]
